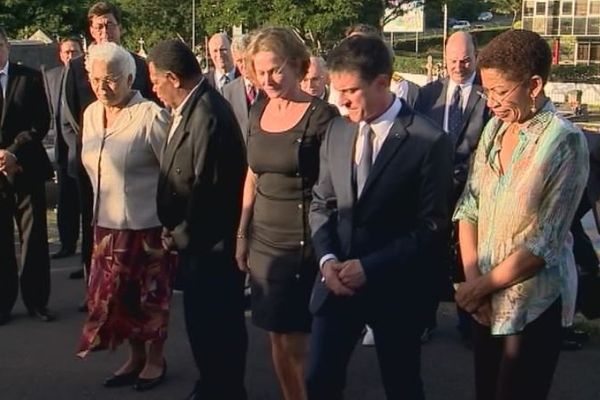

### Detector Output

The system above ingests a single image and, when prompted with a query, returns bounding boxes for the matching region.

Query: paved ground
[0,214,599,399]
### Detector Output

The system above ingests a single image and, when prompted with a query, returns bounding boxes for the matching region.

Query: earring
[530,96,537,114]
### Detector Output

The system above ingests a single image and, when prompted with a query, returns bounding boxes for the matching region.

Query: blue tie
[448,85,463,137]
[356,126,374,197]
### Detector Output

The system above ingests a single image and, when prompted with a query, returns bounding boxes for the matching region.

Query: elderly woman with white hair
[76,42,173,392]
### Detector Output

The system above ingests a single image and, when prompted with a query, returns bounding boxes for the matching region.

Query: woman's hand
[455,276,492,314]
[235,237,250,272]
[472,299,492,327]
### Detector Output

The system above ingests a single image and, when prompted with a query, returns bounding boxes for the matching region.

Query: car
[448,17,459,26]
[478,12,493,21]
[451,21,471,30]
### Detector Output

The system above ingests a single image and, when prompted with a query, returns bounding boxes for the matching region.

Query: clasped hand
[322,259,366,296]
[455,277,493,327]
[0,150,19,176]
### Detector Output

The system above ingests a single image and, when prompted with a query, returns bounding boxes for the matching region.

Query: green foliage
[394,55,432,74]
[550,65,600,84]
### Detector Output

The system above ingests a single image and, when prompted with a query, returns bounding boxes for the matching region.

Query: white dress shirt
[168,81,202,143]
[0,61,9,98]
[443,72,475,133]
[214,67,236,92]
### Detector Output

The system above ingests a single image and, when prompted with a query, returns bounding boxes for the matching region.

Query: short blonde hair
[245,27,310,83]
[85,42,136,81]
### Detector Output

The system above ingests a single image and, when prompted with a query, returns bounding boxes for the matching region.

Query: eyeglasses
[91,22,117,32]
[90,75,123,87]
[477,81,525,105]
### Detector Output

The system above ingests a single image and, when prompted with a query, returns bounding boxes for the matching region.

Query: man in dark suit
[42,37,82,260]
[301,56,329,100]
[413,31,490,342]
[149,39,248,400]
[0,27,54,324]
[63,1,155,283]
[223,33,259,142]
[205,33,240,93]
[307,35,453,399]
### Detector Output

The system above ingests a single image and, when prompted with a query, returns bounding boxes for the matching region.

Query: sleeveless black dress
[247,97,337,332]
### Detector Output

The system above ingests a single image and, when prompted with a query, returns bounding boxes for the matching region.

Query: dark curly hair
[478,29,552,84]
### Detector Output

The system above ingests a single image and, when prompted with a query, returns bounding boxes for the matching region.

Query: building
[522,0,600,64]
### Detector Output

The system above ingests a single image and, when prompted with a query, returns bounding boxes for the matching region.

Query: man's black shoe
[562,326,590,344]
[0,313,10,326]
[51,248,75,259]
[69,268,85,280]
[27,307,56,322]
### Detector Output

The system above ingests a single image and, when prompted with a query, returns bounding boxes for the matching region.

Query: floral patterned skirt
[77,226,176,358]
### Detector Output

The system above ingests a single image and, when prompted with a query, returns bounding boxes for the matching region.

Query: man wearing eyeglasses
[205,33,240,94]
[414,31,490,345]
[62,1,155,298]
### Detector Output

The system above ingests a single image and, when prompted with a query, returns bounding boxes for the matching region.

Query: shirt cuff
[319,254,338,270]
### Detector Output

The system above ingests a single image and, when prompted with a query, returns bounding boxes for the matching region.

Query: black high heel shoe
[103,368,142,387]
[133,360,167,392]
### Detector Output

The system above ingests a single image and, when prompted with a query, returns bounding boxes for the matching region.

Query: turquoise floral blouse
[453,101,589,335]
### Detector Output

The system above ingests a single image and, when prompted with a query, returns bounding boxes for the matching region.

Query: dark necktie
[356,126,374,197]
[246,84,256,105]
[448,85,463,137]
[220,74,230,92]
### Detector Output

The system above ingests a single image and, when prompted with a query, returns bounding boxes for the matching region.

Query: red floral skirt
[77,226,177,358]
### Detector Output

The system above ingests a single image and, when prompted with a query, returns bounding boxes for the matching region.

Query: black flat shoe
[27,307,56,322]
[133,360,167,392]
[103,369,141,388]
[52,248,76,259]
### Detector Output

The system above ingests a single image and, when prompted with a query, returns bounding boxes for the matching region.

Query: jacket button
[300,240,305,246]
[176,168,181,174]
[172,192,177,196]
[297,203,302,209]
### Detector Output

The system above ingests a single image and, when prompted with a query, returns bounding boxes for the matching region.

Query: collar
[215,67,235,82]
[0,61,9,77]
[359,96,402,138]
[172,81,202,117]
[448,72,476,93]
[518,99,555,140]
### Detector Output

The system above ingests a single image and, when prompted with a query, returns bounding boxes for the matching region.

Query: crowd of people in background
[0,1,597,399]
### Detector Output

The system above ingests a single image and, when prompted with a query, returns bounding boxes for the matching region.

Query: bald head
[208,32,234,73]
[301,56,328,98]
[445,31,477,84]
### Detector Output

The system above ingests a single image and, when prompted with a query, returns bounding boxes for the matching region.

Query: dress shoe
[51,248,75,259]
[69,268,84,280]
[103,369,141,388]
[562,327,590,343]
[0,313,10,326]
[27,307,56,322]
[133,360,167,392]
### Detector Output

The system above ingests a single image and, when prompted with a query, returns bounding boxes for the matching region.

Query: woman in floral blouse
[453,30,589,400]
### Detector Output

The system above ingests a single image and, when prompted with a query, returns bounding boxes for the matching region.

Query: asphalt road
[1,225,600,399]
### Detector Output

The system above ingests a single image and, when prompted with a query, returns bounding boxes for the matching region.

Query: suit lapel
[430,79,448,127]
[1,64,19,128]
[359,106,410,200]
[455,80,483,140]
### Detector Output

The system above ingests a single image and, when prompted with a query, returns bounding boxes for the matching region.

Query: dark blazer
[0,63,52,182]
[309,100,454,315]
[222,76,251,142]
[414,76,490,199]
[401,79,420,108]
[157,78,247,256]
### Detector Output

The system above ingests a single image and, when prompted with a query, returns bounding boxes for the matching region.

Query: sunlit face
[330,70,387,123]
[89,14,121,44]
[0,36,9,69]
[89,59,131,107]
[59,40,82,66]
[148,62,179,109]
[301,59,327,98]
[252,51,298,99]
[480,68,532,124]
[208,35,233,73]
[445,36,476,84]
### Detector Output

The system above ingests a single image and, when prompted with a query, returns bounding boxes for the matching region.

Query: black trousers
[571,195,599,276]
[77,167,93,273]
[0,182,17,315]
[56,163,80,252]
[180,249,248,400]
[9,178,51,312]
[307,299,425,400]
[472,299,562,400]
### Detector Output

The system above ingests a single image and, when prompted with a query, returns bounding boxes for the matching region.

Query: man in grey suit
[413,31,490,342]
[307,34,453,399]
[149,39,248,400]
[42,37,82,260]
[223,34,258,142]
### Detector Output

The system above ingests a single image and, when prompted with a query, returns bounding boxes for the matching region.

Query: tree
[490,0,522,24]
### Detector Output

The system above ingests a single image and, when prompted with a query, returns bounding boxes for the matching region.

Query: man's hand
[161,227,175,251]
[338,259,367,290]
[0,150,19,176]
[322,259,354,296]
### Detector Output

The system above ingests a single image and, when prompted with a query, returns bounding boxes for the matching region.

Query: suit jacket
[308,100,454,315]
[222,76,252,142]
[204,67,241,92]
[0,63,52,184]
[62,51,156,175]
[414,76,490,200]
[157,78,247,260]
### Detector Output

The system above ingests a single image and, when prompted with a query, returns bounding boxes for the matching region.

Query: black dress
[247,97,338,333]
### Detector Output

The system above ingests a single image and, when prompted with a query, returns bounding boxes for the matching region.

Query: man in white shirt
[307,34,453,400]
[205,32,239,93]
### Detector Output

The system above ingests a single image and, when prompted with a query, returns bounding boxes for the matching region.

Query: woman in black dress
[235,27,338,400]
